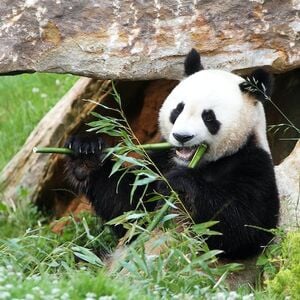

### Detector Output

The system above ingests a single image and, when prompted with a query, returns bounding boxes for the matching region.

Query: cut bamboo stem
[33,142,172,155]
[188,144,208,168]
[33,147,73,155]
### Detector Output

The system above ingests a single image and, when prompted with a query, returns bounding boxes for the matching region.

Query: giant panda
[65,49,279,259]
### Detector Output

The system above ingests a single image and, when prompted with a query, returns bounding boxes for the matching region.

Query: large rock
[0,0,299,79]
[276,140,300,230]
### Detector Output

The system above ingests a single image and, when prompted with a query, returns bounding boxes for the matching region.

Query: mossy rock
[267,231,300,298]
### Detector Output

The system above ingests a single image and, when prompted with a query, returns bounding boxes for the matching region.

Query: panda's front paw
[65,134,105,159]
[64,135,106,183]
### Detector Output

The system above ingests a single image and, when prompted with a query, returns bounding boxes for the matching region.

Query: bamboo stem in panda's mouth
[188,144,207,168]
[33,143,207,168]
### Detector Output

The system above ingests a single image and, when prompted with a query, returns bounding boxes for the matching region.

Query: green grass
[0,201,141,300]
[0,73,78,171]
[264,231,300,299]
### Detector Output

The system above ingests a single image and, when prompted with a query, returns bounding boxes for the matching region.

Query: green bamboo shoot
[188,144,207,168]
[33,142,172,155]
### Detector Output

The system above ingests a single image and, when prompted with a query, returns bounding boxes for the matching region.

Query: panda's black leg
[157,164,277,259]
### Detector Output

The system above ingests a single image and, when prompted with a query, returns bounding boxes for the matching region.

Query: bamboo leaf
[110,159,125,177]
[71,246,103,267]
[133,176,157,186]
[126,212,147,220]
[114,155,145,167]
[160,213,179,223]
[192,221,220,235]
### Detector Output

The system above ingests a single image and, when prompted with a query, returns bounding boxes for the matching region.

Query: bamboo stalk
[33,147,73,155]
[116,143,207,272]
[33,142,172,155]
[188,144,208,168]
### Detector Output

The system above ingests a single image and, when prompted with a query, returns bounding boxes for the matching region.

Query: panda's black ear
[184,48,204,76]
[239,69,273,103]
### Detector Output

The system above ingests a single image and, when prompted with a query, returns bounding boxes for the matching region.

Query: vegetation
[265,231,300,298]
[0,73,78,171]
[0,74,299,299]
[0,200,138,300]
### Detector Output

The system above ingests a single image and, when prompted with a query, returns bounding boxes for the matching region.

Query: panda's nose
[173,133,194,144]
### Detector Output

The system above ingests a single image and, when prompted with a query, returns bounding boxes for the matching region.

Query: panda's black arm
[163,148,279,258]
[85,147,172,220]
[64,135,172,233]
[65,159,154,237]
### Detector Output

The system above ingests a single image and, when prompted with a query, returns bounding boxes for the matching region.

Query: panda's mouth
[175,146,198,161]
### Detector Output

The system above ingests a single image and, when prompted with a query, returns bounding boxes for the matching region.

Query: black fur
[239,69,273,103]
[201,109,221,135]
[170,102,185,124]
[173,133,194,144]
[65,134,279,259]
[184,48,204,76]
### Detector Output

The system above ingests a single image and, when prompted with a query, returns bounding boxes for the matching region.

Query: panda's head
[159,49,273,165]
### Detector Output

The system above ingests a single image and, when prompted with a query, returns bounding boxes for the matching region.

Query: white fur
[159,69,269,164]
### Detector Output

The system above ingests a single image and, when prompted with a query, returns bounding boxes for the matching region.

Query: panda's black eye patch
[170,102,184,124]
[202,110,215,122]
[202,109,221,135]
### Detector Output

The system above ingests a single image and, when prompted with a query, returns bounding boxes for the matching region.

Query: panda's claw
[64,134,106,160]
[90,143,96,154]
[81,143,89,155]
